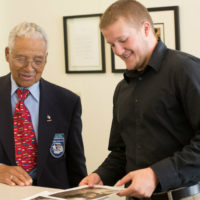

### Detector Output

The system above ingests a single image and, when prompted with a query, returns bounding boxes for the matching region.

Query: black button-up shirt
[96,40,200,192]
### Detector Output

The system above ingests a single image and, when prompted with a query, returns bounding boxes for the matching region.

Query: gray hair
[8,22,48,52]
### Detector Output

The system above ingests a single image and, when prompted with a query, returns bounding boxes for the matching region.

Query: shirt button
[136,119,140,125]
[135,99,139,103]
[138,77,142,81]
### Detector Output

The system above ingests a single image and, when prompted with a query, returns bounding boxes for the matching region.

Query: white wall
[1,1,200,199]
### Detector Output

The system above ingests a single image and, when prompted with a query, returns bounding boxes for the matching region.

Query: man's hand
[79,173,103,187]
[0,165,32,186]
[116,167,159,198]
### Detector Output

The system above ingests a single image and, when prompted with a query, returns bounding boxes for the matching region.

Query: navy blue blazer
[0,74,87,189]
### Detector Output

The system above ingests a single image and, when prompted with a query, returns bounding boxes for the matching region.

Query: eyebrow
[14,54,45,59]
[107,36,128,45]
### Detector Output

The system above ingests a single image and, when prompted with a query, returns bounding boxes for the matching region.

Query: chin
[18,82,34,88]
[126,65,136,70]
[125,61,136,70]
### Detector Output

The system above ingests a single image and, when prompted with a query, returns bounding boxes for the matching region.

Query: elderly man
[0,22,87,189]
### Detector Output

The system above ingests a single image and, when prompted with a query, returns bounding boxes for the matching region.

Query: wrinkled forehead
[10,37,48,57]
[10,36,48,54]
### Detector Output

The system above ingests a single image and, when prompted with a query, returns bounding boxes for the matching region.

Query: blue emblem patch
[50,133,65,158]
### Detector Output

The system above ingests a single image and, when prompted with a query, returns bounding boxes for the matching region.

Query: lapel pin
[47,114,52,122]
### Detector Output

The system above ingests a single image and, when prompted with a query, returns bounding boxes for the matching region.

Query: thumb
[88,173,102,187]
[79,177,89,186]
[116,173,132,186]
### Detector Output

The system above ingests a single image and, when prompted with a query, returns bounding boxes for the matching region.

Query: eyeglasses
[11,55,46,68]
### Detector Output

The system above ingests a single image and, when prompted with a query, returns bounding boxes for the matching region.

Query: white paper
[67,17,101,70]
[21,191,59,200]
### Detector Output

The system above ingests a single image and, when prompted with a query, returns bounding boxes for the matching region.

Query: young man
[80,0,200,199]
[0,22,87,189]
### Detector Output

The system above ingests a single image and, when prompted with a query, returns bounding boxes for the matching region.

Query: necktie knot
[16,88,29,102]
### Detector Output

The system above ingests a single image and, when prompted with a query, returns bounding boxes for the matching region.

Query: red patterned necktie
[13,88,37,172]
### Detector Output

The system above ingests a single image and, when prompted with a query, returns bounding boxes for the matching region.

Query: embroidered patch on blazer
[50,133,65,158]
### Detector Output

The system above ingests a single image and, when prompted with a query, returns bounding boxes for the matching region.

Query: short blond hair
[100,0,154,30]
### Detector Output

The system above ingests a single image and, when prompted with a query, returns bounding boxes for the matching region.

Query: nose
[24,61,34,72]
[112,44,124,56]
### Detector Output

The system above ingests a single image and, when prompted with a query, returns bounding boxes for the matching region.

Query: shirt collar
[11,75,40,102]
[124,40,167,82]
[148,39,167,71]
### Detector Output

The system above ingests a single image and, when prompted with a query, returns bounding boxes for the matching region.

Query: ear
[5,47,10,62]
[143,22,151,37]
[44,52,48,63]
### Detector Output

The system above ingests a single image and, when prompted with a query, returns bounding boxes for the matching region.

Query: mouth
[21,74,34,81]
[122,51,132,59]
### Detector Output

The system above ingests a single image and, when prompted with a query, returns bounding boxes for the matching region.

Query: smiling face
[5,37,47,87]
[101,17,151,71]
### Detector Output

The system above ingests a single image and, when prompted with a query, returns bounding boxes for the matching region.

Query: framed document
[111,6,180,73]
[63,14,105,73]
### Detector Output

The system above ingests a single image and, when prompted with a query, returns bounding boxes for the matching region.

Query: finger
[88,173,102,187]
[79,177,89,186]
[99,180,103,185]
[79,174,103,187]
[116,173,132,186]
[3,175,16,186]
[14,174,32,186]
[0,165,31,186]
[118,187,135,197]
[13,167,32,186]
[11,175,26,186]
[88,176,97,187]
[118,183,148,198]
[20,172,33,186]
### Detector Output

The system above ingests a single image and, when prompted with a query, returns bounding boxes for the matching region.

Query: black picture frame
[63,14,105,73]
[111,6,180,73]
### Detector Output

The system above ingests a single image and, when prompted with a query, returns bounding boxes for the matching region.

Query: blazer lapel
[37,79,57,179]
[0,74,16,165]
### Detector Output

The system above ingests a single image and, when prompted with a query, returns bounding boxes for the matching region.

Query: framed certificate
[63,14,105,73]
